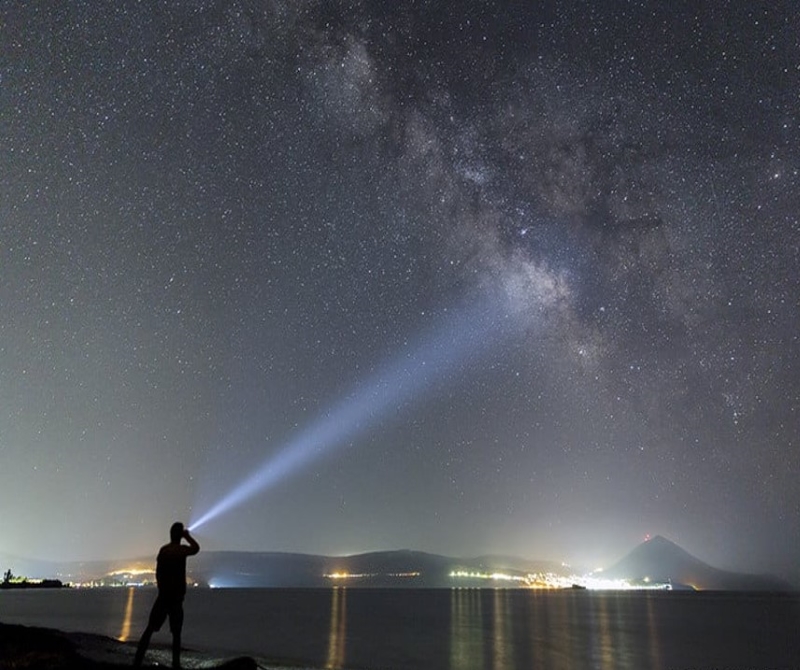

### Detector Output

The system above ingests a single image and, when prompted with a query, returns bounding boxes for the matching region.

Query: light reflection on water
[447,588,666,670]
[2,588,799,669]
[591,588,613,669]
[117,586,135,642]
[325,587,346,669]
[491,589,512,670]
[450,589,483,670]
[646,591,662,670]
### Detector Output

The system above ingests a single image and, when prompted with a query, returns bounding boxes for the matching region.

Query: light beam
[190,295,518,531]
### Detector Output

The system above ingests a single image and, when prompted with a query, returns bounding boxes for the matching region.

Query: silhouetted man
[134,522,199,668]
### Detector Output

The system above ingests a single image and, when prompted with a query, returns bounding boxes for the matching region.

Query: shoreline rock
[0,622,258,669]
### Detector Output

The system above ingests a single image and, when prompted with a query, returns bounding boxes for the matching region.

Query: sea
[1,587,799,669]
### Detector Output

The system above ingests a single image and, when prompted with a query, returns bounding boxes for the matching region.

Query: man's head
[170,522,184,543]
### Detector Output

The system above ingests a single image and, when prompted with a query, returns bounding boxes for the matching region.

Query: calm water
[2,587,799,669]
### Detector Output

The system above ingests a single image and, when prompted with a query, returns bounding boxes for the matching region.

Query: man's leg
[133,625,153,667]
[170,602,185,669]
[172,631,181,669]
[135,597,167,667]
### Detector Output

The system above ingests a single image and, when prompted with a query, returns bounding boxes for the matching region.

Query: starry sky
[2,1,798,582]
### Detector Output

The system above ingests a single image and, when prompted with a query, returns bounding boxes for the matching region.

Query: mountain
[189,550,567,588]
[603,535,791,591]
[4,539,792,590]
[190,550,445,587]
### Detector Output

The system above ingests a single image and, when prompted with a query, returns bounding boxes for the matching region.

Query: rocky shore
[0,622,258,669]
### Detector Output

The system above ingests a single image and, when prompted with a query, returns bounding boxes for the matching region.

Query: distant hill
[1,550,567,589]
[4,538,792,590]
[190,550,443,587]
[189,550,567,588]
[603,535,791,591]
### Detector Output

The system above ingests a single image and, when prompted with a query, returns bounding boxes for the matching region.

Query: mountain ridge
[2,538,794,590]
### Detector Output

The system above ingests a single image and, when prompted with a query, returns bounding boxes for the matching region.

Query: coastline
[0,622,264,669]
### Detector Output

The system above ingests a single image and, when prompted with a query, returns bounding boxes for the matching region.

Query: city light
[448,569,674,590]
[324,571,421,580]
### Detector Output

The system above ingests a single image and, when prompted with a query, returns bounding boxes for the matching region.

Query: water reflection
[325,587,346,669]
[526,591,544,668]
[117,587,135,642]
[646,594,662,670]
[559,591,578,670]
[492,589,512,670]
[450,589,483,670]
[612,594,635,667]
[582,593,666,669]
[451,590,667,670]
[585,590,614,669]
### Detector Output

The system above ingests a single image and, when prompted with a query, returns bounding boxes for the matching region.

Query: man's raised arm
[182,528,200,555]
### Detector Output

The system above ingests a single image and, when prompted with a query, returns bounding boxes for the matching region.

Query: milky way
[1,1,798,580]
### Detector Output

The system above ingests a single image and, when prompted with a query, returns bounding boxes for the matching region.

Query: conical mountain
[606,536,708,584]
[604,535,790,591]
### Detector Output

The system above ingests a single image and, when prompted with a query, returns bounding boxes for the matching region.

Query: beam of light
[189,294,519,531]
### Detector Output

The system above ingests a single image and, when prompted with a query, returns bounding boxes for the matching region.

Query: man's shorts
[148,594,185,635]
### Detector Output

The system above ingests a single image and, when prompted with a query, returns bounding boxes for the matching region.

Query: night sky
[2,2,798,582]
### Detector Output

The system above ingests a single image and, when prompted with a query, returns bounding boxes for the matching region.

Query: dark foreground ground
[0,623,258,670]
